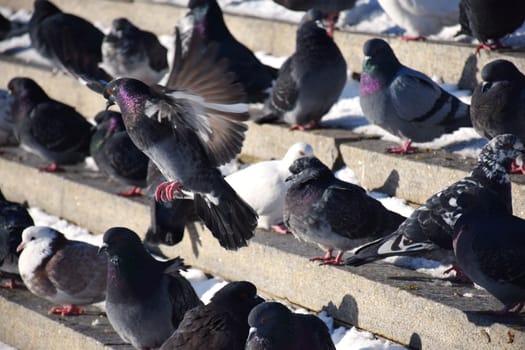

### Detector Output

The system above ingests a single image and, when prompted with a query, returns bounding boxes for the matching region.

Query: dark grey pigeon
[29,0,111,84]
[100,227,202,349]
[104,27,258,250]
[272,0,357,37]
[145,161,197,247]
[90,110,148,197]
[8,77,93,172]
[0,190,34,288]
[160,281,264,350]
[453,193,525,314]
[256,10,347,130]
[284,156,405,264]
[100,17,169,85]
[470,60,525,142]
[246,301,336,350]
[185,0,277,103]
[459,0,525,52]
[345,134,524,268]
[359,38,471,154]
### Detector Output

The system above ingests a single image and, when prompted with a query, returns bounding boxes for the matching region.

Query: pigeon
[246,301,336,350]
[359,38,471,154]
[225,142,314,232]
[16,226,107,316]
[185,0,277,103]
[90,110,149,197]
[160,281,264,350]
[100,17,169,85]
[284,156,406,264]
[100,227,202,349]
[272,0,357,37]
[470,59,525,146]
[104,26,258,250]
[255,10,347,130]
[0,190,34,288]
[377,0,460,40]
[452,193,525,314]
[145,161,198,246]
[8,77,94,172]
[29,0,111,83]
[345,134,524,268]
[459,0,525,52]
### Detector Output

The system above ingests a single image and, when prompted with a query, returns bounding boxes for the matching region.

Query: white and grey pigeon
[284,156,406,264]
[225,142,314,232]
[359,38,471,154]
[377,0,460,40]
[345,134,524,269]
[100,17,169,85]
[17,226,107,316]
[256,9,347,130]
[452,193,525,314]
[104,26,258,250]
[100,227,202,349]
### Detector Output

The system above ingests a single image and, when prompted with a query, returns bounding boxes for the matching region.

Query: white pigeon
[225,142,314,231]
[378,0,459,38]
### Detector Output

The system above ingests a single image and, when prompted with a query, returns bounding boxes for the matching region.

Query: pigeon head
[33,0,61,20]
[94,110,124,127]
[1,206,34,254]
[211,281,264,312]
[282,143,315,168]
[100,227,149,265]
[247,302,293,345]
[16,226,62,254]
[104,78,150,114]
[188,0,227,39]
[476,133,525,182]
[287,156,331,182]
[7,77,49,103]
[108,18,138,39]
[480,59,525,93]
[362,38,400,77]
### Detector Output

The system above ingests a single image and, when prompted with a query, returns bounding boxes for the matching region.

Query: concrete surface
[0,148,525,349]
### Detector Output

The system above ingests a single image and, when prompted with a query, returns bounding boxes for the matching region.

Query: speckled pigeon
[359,38,471,154]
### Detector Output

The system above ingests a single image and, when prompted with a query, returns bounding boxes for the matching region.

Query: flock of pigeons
[1,0,525,349]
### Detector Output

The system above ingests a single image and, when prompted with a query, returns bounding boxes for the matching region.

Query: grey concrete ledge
[1,149,525,349]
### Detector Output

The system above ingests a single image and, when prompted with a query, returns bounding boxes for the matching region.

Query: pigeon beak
[285,175,293,182]
[481,81,492,93]
[98,243,108,255]
[105,99,115,111]
[247,327,257,342]
[15,242,25,253]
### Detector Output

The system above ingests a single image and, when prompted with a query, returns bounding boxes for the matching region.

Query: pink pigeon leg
[386,140,419,154]
[49,304,85,316]
[117,186,144,197]
[271,224,291,235]
[38,163,65,172]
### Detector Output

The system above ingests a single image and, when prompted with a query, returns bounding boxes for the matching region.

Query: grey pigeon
[160,281,264,350]
[453,193,525,314]
[185,0,277,103]
[470,60,525,142]
[90,110,148,197]
[256,10,347,130]
[29,0,111,84]
[359,38,471,154]
[0,190,34,288]
[8,77,93,172]
[100,17,169,85]
[272,0,357,37]
[104,27,258,250]
[459,0,525,52]
[17,226,107,316]
[284,156,405,264]
[246,301,336,350]
[345,134,524,268]
[100,227,202,349]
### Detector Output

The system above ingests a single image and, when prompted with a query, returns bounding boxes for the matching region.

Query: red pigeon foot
[117,186,144,197]
[444,264,472,284]
[49,304,85,316]
[387,140,419,154]
[155,181,184,202]
[401,36,426,41]
[475,41,509,55]
[0,278,17,289]
[38,163,65,172]
[271,224,291,235]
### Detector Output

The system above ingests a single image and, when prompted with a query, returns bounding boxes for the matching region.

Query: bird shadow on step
[370,169,400,196]
[464,310,525,328]
[186,221,203,258]
[322,294,359,327]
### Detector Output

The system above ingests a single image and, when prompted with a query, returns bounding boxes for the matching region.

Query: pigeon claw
[386,140,419,154]
[400,36,426,42]
[117,186,144,197]
[289,120,323,131]
[155,181,184,202]
[510,161,525,174]
[38,163,65,172]
[475,40,509,55]
[49,304,85,316]
[309,250,344,265]
[0,278,17,289]
[444,264,473,284]
[271,224,291,235]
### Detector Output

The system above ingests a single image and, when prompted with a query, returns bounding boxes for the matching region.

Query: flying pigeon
[100,226,202,349]
[459,0,525,52]
[272,0,357,37]
[100,17,169,85]
[0,191,34,289]
[255,10,347,130]
[8,77,93,172]
[377,0,460,40]
[284,156,406,264]
[225,142,314,232]
[246,301,336,350]
[345,134,524,268]
[185,0,277,103]
[104,27,258,250]
[90,110,149,197]
[453,193,525,314]
[17,226,107,316]
[160,281,264,350]
[359,38,471,154]
[29,0,111,83]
